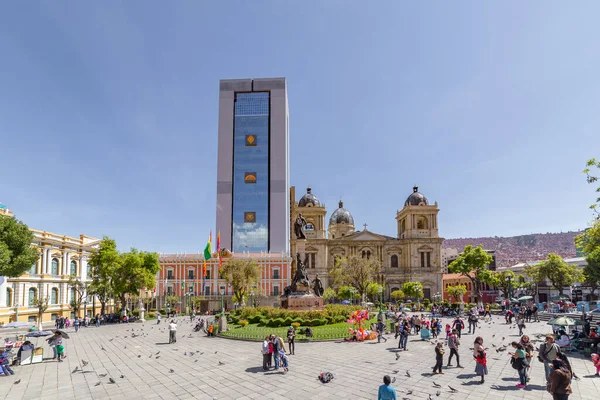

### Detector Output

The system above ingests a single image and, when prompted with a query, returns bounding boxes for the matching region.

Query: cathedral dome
[298,187,321,207]
[404,186,428,206]
[329,200,354,225]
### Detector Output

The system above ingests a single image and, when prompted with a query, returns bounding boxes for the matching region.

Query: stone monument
[281,253,324,311]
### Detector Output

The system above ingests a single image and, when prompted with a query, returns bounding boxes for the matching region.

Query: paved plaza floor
[1,314,599,399]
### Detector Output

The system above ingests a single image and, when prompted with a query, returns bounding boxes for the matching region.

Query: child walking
[592,353,600,376]
[0,351,15,376]
[279,350,289,373]
[432,343,444,374]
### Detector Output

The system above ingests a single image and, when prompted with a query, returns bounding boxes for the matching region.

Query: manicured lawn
[219,318,378,341]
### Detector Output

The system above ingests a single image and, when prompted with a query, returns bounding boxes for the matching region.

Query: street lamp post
[138,289,146,322]
[378,286,383,313]
[506,275,513,301]
[218,286,227,333]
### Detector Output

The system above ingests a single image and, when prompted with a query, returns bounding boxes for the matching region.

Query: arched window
[391,255,399,268]
[28,288,37,306]
[51,258,59,276]
[417,216,428,229]
[51,288,59,304]
[6,288,12,307]
[70,260,77,276]
[30,262,37,275]
[305,223,315,231]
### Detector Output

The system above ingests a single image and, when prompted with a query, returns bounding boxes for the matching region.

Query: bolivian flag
[203,231,212,276]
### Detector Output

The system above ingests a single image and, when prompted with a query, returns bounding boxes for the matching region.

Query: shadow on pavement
[245,366,266,374]
[155,342,170,345]
[501,377,519,381]
[524,384,547,390]
[490,384,520,391]
[456,374,477,379]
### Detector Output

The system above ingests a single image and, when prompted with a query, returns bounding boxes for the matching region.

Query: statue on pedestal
[312,274,324,297]
[294,213,307,240]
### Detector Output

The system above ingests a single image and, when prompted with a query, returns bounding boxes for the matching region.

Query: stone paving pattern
[1,314,599,399]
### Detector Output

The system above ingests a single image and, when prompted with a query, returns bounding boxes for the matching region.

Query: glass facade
[232,92,270,253]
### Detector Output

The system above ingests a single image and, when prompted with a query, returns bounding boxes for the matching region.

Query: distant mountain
[443,231,584,268]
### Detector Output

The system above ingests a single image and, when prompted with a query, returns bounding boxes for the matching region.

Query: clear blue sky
[1,2,598,253]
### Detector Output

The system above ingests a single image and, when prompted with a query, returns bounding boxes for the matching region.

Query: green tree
[448,245,494,304]
[0,215,39,277]
[446,284,467,303]
[166,295,179,308]
[583,249,600,299]
[68,275,87,315]
[220,258,262,306]
[402,281,424,302]
[87,236,120,316]
[322,287,337,303]
[390,289,405,301]
[489,270,518,299]
[32,296,49,331]
[366,282,384,303]
[327,256,345,291]
[583,157,600,217]
[338,255,381,300]
[337,285,360,301]
[112,249,160,315]
[536,253,584,296]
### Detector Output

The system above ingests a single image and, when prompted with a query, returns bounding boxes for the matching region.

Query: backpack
[319,372,334,383]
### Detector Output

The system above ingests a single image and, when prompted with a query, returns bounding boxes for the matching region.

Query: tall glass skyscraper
[216,78,289,254]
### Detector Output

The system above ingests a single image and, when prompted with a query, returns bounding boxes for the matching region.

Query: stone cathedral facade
[289,186,444,301]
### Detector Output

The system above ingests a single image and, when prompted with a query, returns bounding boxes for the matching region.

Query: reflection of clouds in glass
[232,223,268,253]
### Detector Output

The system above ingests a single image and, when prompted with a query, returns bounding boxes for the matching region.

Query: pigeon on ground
[491,344,496,347]
[14,379,21,385]
[428,394,433,400]
[137,355,141,358]
[120,375,124,378]
[99,373,107,377]
[433,381,441,388]
[219,361,225,365]
[81,359,89,367]
[215,351,218,354]
[156,356,160,359]
[395,353,401,360]
[436,391,441,397]
[184,352,187,356]
[195,359,199,362]
[492,334,495,338]
[169,369,175,373]
[405,370,411,377]
[94,382,101,386]
[101,346,106,351]
[392,370,399,374]
[109,378,116,384]
[156,351,160,355]
[449,385,458,393]
[149,354,152,358]
[109,338,114,342]
[72,366,79,373]
[406,390,413,395]
[502,337,505,341]
[391,377,396,383]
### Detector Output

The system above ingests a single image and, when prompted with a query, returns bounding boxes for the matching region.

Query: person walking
[287,326,296,355]
[447,329,462,368]
[539,334,560,383]
[378,375,397,400]
[520,335,535,382]
[509,341,528,389]
[398,321,409,351]
[484,304,491,319]
[452,316,464,338]
[271,334,282,370]
[468,313,478,334]
[377,320,388,343]
[432,342,444,374]
[473,336,487,384]
[261,336,271,371]
[168,320,177,344]
[157,313,161,324]
[74,317,80,333]
[548,359,572,400]
[95,314,101,328]
[516,315,526,336]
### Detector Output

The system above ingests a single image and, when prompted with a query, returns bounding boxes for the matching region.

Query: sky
[1,2,599,253]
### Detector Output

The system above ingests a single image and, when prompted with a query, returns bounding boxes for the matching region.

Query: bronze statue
[292,253,310,290]
[312,274,324,297]
[294,213,307,240]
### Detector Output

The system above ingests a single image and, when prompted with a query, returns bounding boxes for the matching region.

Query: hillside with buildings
[443,231,583,268]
